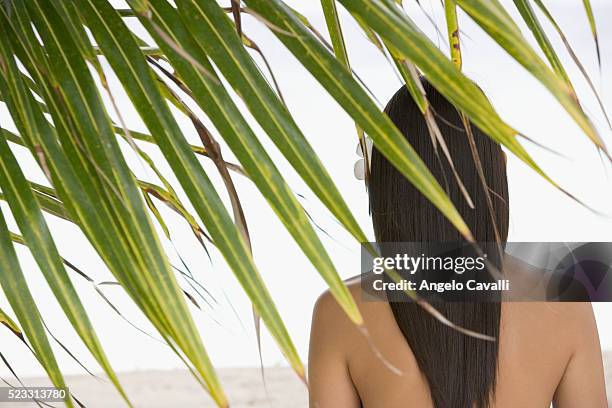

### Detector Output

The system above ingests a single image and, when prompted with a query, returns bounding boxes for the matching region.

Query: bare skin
[309,276,607,408]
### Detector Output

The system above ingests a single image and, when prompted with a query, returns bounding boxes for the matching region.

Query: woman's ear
[502,151,507,165]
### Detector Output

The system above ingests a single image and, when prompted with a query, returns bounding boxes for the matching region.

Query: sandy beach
[5,351,612,407]
[3,367,306,408]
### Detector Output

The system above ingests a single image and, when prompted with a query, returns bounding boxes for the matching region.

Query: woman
[308,81,607,407]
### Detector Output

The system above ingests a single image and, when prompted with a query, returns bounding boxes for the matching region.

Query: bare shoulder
[313,273,385,322]
[503,302,597,349]
[312,275,366,326]
[312,272,396,349]
[310,276,369,361]
[510,301,594,319]
[547,303,598,345]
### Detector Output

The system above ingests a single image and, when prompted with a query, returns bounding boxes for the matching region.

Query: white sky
[1,0,612,382]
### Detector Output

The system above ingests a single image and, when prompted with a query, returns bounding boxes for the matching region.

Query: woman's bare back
[308,278,607,408]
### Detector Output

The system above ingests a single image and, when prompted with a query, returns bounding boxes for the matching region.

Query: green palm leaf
[330,0,571,192]
[1,3,225,405]
[513,0,572,91]
[0,209,71,406]
[321,0,351,68]
[531,0,610,129]
[29,2,229,405]
[0,306,22,339]
[444,0,462,68]
[245,0,479,239]
[320,0,369,182]
[581,0,600,68]
[0,127,129,404]
[131,0,362,329]
[76,0,304,389]
[454,0,607,154]
[175,0,373,246]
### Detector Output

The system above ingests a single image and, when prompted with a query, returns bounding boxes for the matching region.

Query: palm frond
[0,1,607,407]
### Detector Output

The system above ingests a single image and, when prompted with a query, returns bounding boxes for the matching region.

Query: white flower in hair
[353,137,373,180]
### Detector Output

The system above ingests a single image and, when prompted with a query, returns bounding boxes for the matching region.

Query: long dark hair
[369,81,509,408]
